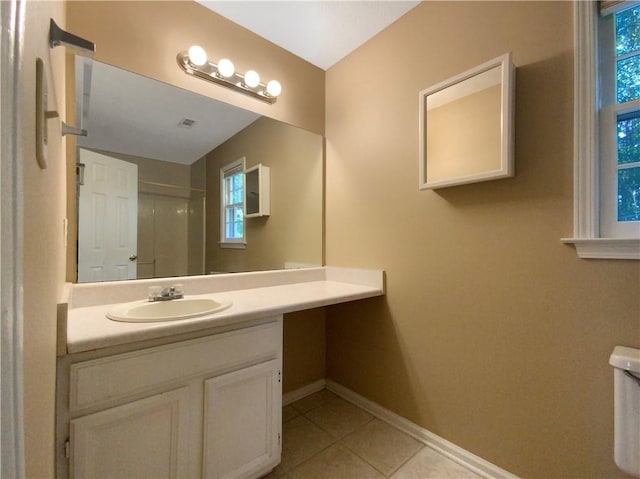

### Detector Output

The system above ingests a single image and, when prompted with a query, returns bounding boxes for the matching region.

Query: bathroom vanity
[58,317,282,479]
[55,267,384,479]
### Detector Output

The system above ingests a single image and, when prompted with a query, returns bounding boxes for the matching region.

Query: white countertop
[64,267,384,354]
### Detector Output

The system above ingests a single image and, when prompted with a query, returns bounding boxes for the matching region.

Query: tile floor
[263,389,482,479]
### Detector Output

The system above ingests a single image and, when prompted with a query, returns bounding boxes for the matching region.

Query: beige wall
[206,117,323,273]
[325,2,639,478]
[22,2,67,477]
[283,309,326,393]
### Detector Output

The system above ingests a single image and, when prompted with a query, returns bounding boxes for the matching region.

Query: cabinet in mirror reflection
[73,60,323,283]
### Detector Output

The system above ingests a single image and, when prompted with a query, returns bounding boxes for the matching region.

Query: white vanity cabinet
[203,359,281,478]
[57,317,283,479]
[70,386,191,478]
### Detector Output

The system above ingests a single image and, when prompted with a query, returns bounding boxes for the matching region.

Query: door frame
[0,0,26,477]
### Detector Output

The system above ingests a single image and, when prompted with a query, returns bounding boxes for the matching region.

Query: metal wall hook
[61,122,87,137]
[49,19,95,57]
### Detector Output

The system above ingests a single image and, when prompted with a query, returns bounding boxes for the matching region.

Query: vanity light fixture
[177,46,282,104]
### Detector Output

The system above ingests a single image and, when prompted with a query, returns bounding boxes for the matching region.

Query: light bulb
[266,80,282,97]
[188,45,208,66]
[244,70,260,88]
[217,58,235,78]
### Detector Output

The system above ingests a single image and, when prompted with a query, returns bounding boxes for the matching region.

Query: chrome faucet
[148,284,184,302]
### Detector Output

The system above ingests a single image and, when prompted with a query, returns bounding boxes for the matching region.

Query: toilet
[610,346,640,478]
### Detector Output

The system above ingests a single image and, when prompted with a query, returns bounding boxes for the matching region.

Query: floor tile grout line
[298,397,376,441]
[284,438,338,477]
[337,426,427,479]
[337,435,390,478]
[385,444,427,478]
[279,401,341,477]
[282,409,301,424]
[304,414,376,440]
[301,401,419,479]
[285,400,379,477]
[284,390,477,479]
[288,391,338,416]
[323,387,491,478]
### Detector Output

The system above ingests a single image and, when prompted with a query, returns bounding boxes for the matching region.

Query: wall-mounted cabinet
[245,164,270,218]
[418,52,515,189]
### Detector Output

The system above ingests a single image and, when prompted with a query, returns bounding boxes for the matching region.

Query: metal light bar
[176,48,281,104]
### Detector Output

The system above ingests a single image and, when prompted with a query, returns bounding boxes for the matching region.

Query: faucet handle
[148,284,184,301]
[173,284,184,295]
[148,286,162,302]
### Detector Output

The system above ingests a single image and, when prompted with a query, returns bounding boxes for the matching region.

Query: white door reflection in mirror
[78,149,138,283]
[419,52,515,189]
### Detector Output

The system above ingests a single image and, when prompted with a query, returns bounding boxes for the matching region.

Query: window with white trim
[565,1,640,259]
[599,2,640,236]
[220,157,245,248]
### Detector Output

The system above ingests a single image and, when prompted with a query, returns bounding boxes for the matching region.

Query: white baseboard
[282,379,326,406]
[325,379,519,479]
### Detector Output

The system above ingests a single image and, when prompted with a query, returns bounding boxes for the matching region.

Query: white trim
[561,237,640,259]
[219,242,246,250]
[565,1,640,259]
[0,0,25,477]
[573,0,600,240]
[600,0,640,16]
[282,379,326,406]
[326,380,520,479]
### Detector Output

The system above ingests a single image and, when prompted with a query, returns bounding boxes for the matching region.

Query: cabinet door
[203,359,281,479]
[70,387,191,479]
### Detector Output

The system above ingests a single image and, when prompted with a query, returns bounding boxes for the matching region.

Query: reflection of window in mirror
[220,157,246,248]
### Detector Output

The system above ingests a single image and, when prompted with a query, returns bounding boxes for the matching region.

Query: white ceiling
[79,61,260,165]
[196,1,420,70]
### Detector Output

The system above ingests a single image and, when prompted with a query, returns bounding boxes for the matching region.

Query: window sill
[561,237,640,259]
[219,242,246,250]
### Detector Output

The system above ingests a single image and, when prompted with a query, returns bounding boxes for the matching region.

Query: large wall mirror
[73,59,323,283]
[418,52,515,189]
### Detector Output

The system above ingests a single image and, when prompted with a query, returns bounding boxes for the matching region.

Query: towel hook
[49,19,95,57]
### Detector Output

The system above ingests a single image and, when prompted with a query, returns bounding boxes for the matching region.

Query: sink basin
[107,297,232,323]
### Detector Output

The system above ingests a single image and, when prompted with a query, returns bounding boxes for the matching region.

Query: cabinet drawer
[70,320,281,412]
